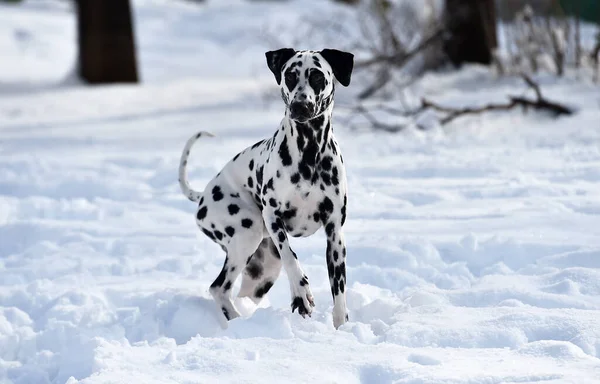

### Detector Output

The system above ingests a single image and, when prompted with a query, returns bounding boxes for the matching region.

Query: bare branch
[357,68,391,99]
[355,28,445,69]
[422,75,572,124]
[352,105,412,133]
[521,73,542,100]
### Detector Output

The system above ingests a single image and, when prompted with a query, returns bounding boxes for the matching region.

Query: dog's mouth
[289,102,315,122]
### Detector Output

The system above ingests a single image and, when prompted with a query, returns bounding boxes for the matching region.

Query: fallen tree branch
[351,105,415,132]
[423,74,573,124]
[351,74,574,132]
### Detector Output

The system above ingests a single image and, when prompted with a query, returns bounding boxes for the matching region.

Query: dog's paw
[332,302,348,329]
[290,281,315,318]
[291,295,314,317]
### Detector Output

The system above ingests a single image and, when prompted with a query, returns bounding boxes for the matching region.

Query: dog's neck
[282,102,334,159]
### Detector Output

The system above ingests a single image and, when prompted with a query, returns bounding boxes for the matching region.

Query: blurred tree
[444,0,497,66]
[76,0,139,84]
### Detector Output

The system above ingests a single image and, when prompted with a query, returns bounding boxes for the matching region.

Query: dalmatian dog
[178,48,353,329]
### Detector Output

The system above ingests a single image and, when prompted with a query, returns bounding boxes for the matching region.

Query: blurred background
[1,0,598,93]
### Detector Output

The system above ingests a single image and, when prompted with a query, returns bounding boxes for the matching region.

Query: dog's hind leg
[209,230,264,323]
[237,237,282,305]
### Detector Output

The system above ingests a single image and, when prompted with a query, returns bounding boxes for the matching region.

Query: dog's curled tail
[178,131,215,202]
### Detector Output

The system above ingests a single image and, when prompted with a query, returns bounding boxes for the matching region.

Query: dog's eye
[284,72,297,90]
[309,71,325,91]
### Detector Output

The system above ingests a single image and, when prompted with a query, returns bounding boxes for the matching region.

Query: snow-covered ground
[1,1,600,383]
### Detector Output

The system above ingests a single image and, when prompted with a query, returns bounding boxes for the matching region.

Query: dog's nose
[290,102,313,120]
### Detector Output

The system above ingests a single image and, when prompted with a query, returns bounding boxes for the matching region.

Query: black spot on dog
[228,204,240,215]
[241,218,253,228]
[211,264,227,288]
[279,137,292,166]
[222,306,230,320]
[256,166,264,187]
[269,198,278,208]
[271,221,280,232]
[233,153,241,161]
[325,222,334,237]
[341,197,347,225]
[214,230,223,240]
[319,197,334,222]
[224,281,232,291]
[230,193,240,198]
[202,228,216,241]
[297,132,305,150]
[282,208,297,219]
[291,173,300,184]
[309,70,326,94]
[327,261,334,280]
[335,265,343,281]
[299,163,311,181]
[225,226,235,237]
[333,250,339,262]
[300,276,308,286]
[332,167,339,186]
[247,177,254,188]
[196,206,207,221]
[270,241,280,258]
[278,231,285,243]
[251,139,265,149]
[284,69,298,92]
[249,159,254,171]
[254,281,274,298]
[247,263,263,279]
[212,186,224,201]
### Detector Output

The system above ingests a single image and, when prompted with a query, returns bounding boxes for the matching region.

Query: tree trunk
[443,0,497,66]
[76,0,139,84]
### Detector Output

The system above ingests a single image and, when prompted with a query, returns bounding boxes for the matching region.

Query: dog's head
[265,48,354,122]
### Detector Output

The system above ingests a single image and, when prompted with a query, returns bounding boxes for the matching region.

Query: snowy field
[1,0,600,383]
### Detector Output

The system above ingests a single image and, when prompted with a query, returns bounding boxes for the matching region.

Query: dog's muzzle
[289,102,314,122]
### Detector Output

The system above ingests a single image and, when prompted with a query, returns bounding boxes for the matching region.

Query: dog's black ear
[265,48,296,85]
[319,49,354,87]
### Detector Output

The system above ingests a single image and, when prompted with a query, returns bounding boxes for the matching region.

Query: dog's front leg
[324,220,348,329]
[262,210,315,317]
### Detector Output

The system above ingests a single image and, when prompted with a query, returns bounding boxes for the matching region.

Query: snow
[1,0,600,383]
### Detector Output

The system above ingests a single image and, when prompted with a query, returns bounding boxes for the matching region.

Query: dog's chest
[275,176,327,237]
[271,151,341,238]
